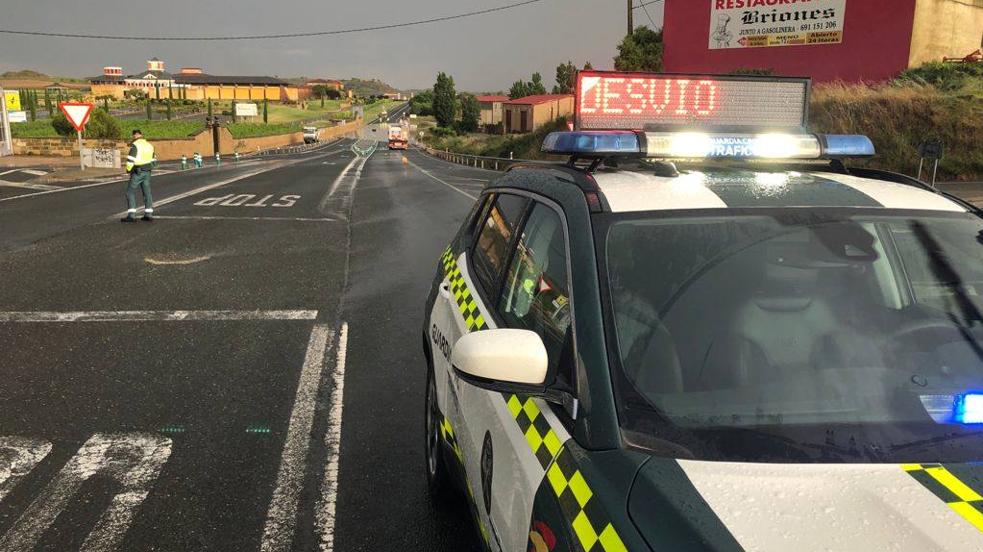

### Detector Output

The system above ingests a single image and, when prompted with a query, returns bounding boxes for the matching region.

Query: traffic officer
[122,129,156,223]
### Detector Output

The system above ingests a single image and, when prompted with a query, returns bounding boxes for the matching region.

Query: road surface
[0,125,493,551]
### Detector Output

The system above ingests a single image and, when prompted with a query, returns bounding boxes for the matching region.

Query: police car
[422,71,983,552]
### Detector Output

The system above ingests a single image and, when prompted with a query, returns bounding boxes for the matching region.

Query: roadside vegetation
[420,26,982,181]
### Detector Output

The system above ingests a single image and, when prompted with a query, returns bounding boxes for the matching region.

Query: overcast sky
[0,0,664,92]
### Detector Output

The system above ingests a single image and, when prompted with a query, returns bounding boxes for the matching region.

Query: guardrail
[420,147,550,172]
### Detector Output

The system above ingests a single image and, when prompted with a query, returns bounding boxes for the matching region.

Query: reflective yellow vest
[126,138,156,172]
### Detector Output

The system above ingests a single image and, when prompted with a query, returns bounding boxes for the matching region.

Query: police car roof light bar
[542,131,875,160]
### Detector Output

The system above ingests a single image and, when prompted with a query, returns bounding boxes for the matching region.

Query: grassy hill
[1,69,87,83]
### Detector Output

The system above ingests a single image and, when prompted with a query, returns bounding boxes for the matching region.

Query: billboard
[709,0,847,50]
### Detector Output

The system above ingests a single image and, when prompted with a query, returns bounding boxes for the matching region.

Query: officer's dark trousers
[125,168,153,212]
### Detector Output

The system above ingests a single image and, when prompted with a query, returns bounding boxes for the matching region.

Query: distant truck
[303,126,319,144]
[388,126,408,150]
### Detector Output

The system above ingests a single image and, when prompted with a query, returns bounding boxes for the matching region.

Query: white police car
[422,70,983,552]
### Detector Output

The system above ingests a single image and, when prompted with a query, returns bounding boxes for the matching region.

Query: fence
[421,147,552,172]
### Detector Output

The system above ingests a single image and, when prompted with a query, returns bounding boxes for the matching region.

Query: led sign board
[575,71,809,132]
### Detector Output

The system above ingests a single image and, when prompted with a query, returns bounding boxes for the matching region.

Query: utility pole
[0,86,12,157]
[627,0,634,36]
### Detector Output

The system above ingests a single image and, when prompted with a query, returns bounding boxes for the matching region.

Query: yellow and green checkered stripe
[438,246,627,552]
[440,414,491,545]
[903,463,983,532]
[546,446,628,552]
[441,248,488,332]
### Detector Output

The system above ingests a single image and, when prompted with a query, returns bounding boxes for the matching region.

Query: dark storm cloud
[0,0,663,91]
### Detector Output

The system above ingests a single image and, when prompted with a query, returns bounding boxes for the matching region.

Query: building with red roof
[476,95,510,131]
[502,94,573,134]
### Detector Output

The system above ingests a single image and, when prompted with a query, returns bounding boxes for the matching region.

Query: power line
[632,0,663,9]
[640,1,658,28]
[0,0,546,41]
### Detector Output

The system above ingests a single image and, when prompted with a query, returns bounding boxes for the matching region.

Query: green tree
[28,90,36,121]
[583,61,594,70]
[509,80,530,99]
[231,100,237,123]
[614,27,664,72]
[43,88,52,117]
[553,61,576,94]
[311,85,330,107]
[146,98,152,120]
[529,73,547,95]
[458,93,480,133]
[166,99,173,120]
[409,89,434,116]
[263,98,268,123]
[432,72,456,128]
[207,98,213,119]
[52,108,121,139]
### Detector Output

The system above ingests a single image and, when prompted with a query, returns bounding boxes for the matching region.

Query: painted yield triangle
[59,103,94,132]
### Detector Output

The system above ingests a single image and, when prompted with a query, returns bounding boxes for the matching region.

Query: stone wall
[12,119,364,159]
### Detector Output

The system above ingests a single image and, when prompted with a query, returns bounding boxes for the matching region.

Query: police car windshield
[601,208,983,463]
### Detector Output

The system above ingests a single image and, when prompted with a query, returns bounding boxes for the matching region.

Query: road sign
[4,91,20,111]
[918,139,945,161]
[59,102,94,132]
[8,111,27,123]
[235,103,258,117]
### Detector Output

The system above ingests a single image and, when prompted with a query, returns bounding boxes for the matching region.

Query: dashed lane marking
[0,310,318,322]
[144,255,212,265]
[261,323,334,552]
[316,321,349,552]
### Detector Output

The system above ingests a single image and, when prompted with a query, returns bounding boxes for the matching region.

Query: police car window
[472,194,528,298]
[498,204,571,377]
[603,210,983,463]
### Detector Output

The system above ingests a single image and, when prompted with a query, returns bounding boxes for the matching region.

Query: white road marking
[144,255,212,265]
[0,310,318,322]
[405,158,477,200]
[0,169,21,176]
[0,177,127,204]
[261,323,333,552]
[315,321,349,552]
[0,180,63,191]
[0,143,350,205]
[112,165,281,218]
[0,433,173,552]
[153,215,338,222]
[19,169,48,176]
[0,436,53,502]
[319,156,362,212]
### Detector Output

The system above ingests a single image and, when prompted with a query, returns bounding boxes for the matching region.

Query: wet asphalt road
[0,124,493,551]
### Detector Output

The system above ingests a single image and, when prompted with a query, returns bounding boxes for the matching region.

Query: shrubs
[52,108,121,139]
[811,82,981,180]
[895,62,983,93]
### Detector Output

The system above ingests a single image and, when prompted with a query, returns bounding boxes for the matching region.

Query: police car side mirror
[451,329,548,393]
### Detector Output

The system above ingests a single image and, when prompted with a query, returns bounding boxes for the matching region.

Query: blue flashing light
[542,131,641,155]
[953,393,983,424]
[821,134,876,158]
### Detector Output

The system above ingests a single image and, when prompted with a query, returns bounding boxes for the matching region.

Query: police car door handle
[439,282,451,298]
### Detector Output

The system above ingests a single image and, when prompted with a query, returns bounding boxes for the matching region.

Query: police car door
[432,192,529,548]
[459,197,575,551]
